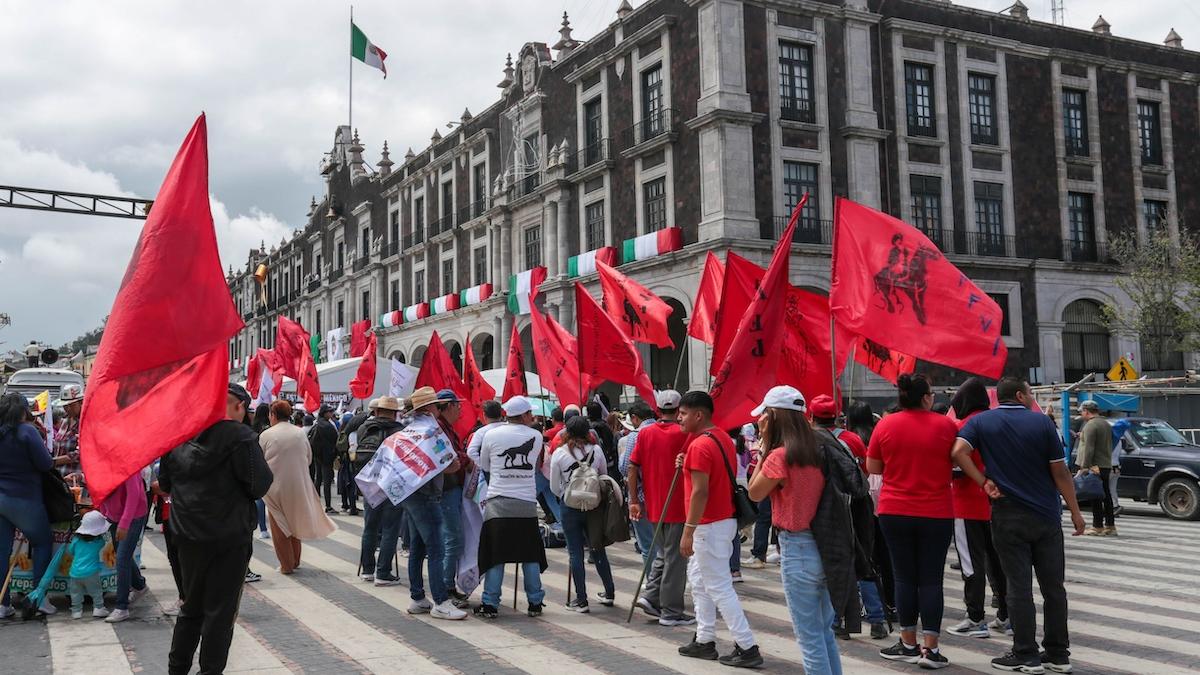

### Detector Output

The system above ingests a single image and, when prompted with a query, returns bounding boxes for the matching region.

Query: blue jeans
[360,500,403,577]
[0,495,52,607]
[780,530,842,675]
[535,472,562,523]
[730,533,742,572]
[110,517,147,610]
[859,579,886,624]
[751,497,773,559]
[440,485,463,590]
[631,516,656,566]
[404,492,447,604]
[561,506,614,602]
[482,562,545,608]
[255,499,267,533]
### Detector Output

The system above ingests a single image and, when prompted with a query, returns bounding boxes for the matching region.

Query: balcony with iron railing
[429,212,456,237]
[780,100,816,124]
[404,226,426,250]
[307,277,321,293]
[622,108,678,150]
[516,170,541,199]
[771,216,833,245]
[383,241,399,259]
[329,267,344,282]
[1063,237,1106,263]
[564,139,613,179]
[458,197,490,225]
[352,256,368,273]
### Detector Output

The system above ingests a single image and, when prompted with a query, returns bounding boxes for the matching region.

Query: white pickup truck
[3,367,85,404]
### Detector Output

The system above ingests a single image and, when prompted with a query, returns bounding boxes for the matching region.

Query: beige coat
[261,423,337,540]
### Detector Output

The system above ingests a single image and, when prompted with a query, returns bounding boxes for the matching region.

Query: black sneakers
[1039,652,1073,673]
[992,652,1044,673]
[527,603,544,618]
[880,640,922,664]
[870,622,891,640]
[473,603,498,619]
[918,647,950,670]
[678,635,719,661]
[719,645,763,669]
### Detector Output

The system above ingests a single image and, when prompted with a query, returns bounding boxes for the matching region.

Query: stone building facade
[227,0,1200,402]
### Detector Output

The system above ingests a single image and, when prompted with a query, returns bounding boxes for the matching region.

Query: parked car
[1117,417,1200,520]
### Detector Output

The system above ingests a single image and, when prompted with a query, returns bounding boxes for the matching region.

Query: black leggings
[1093,468,1114,528]
[879,514,953,636]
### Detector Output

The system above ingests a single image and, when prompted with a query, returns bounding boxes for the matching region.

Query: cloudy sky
[0,0,1193,352]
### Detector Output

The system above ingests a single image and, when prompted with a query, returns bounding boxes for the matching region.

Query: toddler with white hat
[66,510,112,619]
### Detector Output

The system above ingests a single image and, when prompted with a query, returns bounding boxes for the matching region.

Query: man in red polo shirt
[628,390,694,626]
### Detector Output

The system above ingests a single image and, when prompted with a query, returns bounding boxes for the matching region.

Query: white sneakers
[129,586,149,605]
[431,600,467,620]
[105,609,131,623]
[0,604,15,619]
[740,557,767,570]
[258,530,271,539]
[360,573,375,582]
[38,599,56,615]
[947,618,990,638]
[765,546,782,565]
[407,598,433,614]
[93,607,112,619]
[161,600,182,617]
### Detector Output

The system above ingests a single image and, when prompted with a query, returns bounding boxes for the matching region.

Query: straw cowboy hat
[408,386,439,412]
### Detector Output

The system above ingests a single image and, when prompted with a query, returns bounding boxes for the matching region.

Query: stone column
[493,314,504,356]
[841,4,886,208]
[499,214,513,292]
[489,221,501,286]
[556,189,570,278]
[545,201,560,278]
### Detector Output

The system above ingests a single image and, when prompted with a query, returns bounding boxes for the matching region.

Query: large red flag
[574,283,658,410]
[462,336,497,421]
[276,317,322,412]
[415,331,476,438]
[529,300,586,407]
[688,252,725,345]
[830,197,1007,378]
[349,331,378,400]
[595,260,674,348]
[710,251,766,376]
[852,336,916,384]
[709,207,798,428]
[350,319,372,358]
[502,322,528,400]
[80,114,244,505]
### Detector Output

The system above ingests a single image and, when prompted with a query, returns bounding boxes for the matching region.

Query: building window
[973,182,1005,256]
[1062,89,1089,157]
[336,241,345,270]
[336,300,345,329]
[782,161,819,241]
[1143,199,1168,231]
[967,73,997,145]
[904,62,936,137]
[778,42,815,123]
[361,290,370,320]
[523,134,539,193]
[641,65,664,138]
[414,269,425,303]
[414,196,424,240]
[644,178,667,233]
[1137,100,1163,165]
[909,175,944,247]
[441,181,454,225]
[473,246,487,286]
[390,210,400,245]
[361,228,370,259]
[986,293,1012,337]
[441,259,454,295]
[1067,192,1097,262]
[584,98,603,164]
[315,309,322,335]
[472,163,487,217]
[315,253,322,276]
[585,201,605,251]
[524,225,542,269]
[390,280,400,310]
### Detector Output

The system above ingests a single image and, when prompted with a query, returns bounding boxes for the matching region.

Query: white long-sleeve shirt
[467,421,504,464]
[549,443,607,498]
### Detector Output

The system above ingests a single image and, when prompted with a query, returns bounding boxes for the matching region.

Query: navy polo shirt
[958,404,1065,523]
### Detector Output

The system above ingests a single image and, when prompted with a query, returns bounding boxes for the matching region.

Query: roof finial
[378,140,394,177]
[1092,15,1111,35]
[617,0,633,21]
[1006,1,1029,21]
[497,53,514,89]
[1165,28,1183,48]
[554,11,579,57]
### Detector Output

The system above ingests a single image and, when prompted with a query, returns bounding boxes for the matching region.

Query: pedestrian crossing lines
[5,507,1199,674]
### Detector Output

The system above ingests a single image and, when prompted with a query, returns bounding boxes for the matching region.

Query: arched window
[1141,304,1186,373]
[411,345,427,369]
[447,341,463,373]
[388,350,406,364]
[1062,299,1110,382]
[472,334,495,371]
[647,298,690,391]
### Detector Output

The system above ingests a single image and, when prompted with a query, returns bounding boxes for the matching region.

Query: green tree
[1103,228,1200,372]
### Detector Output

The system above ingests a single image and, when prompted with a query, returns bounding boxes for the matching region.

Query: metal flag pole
[829,196,841,414]
[670,337,689,392]
[348,5,354,133]
[626,463,682,623]
[513,563,520,610]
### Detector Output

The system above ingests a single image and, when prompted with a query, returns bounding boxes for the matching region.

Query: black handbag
[42,471,76,524]
[706,432,758,530]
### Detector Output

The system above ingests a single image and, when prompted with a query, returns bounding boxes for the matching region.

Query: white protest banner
[389,358,415,397]
[354,415,453,507]
[455,466,486,595]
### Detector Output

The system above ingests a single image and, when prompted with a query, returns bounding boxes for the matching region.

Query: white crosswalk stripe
[10,505,1199,674]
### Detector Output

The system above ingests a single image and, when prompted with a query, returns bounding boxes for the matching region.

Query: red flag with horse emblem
[596,260,674,348]
[462,335,497,420]
[529,300,587,407]
[575,283,658,411]
[852,336,916,384]
[831,197,1007,379]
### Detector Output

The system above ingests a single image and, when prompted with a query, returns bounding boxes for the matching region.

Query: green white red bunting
[567,246,618,278]
[507,266,548,314]
[403,303,430,323]
[460,283,494,306]
[430,294,462,315]
[380,310,402,328]
[622,227,682,264]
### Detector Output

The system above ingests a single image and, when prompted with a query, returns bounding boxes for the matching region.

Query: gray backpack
[563,450,603,511]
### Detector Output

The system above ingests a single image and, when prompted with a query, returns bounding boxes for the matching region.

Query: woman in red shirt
[866,374,957,670]
[746,386,841,675]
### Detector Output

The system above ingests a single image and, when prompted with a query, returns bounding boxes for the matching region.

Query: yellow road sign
[1107,357,1138,382]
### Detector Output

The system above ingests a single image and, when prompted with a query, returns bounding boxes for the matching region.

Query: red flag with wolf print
[852,336,916,384]
[596,260,675,348]
[830,197,1007,379]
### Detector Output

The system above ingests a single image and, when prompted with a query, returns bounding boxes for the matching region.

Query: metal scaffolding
[0,184,150,220]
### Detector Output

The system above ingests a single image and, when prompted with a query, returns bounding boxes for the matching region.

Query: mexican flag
[567,246,618,278]
[380,310,402,328]
[622,227,683,263]
[460,283,494,306]
[430,294,462,315]
[403,302,430,323]
[507,266,547,315]
[351,22,387,78]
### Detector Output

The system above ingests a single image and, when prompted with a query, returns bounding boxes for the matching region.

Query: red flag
[80,114,244,505]
[778,288,845,402]
[502,322,528,400]
[349,331,378,400]
[709,203,799,428]
[276,317,322,412]
[529,300,587,407]
[462,335,497,420]
[247,348,284,403]
[415,331,476,438]
[595,260,675,348]
[830,197,1007,378]
[575,283,658,410]
[709,251,768,376]
[688,252,725,345]
[852,336,916,384]
[350,319,372,358]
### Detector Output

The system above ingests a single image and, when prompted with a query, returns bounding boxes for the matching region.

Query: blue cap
[436,389,463,403]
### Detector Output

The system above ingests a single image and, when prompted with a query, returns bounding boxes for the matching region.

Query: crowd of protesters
[0,368,1109,674]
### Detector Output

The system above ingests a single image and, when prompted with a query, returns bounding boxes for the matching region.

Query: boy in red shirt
[676,391,762,669]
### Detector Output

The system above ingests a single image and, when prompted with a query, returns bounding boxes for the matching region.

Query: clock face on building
[522,54,537,92]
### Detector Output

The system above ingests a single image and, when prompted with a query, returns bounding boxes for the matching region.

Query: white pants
[687,518,756,649]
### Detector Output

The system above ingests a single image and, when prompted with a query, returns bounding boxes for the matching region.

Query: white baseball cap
[503,396,533,417]
[655,389,682,410]
[751,385,808,417]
